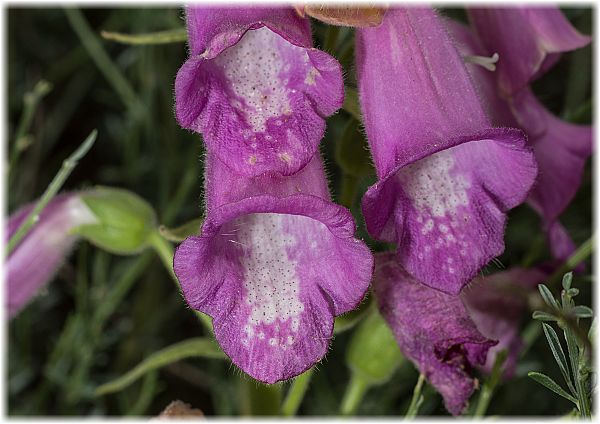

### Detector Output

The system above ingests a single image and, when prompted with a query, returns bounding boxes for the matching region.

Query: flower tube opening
[175,197,372,383]
[176,7,344,177]
[363,128,536,295]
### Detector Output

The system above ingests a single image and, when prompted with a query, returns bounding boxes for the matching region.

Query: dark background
[7,7,593,416]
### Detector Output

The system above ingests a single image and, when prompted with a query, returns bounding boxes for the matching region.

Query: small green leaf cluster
[529,273,593,418]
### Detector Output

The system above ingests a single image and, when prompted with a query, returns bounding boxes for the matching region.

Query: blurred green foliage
[7,6,592,417]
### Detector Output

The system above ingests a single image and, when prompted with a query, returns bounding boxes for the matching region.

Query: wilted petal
[373,253,496,415]
[176,6,344,177]
[296,4,387,27]
[468,7,591,96]
[357,8,537,294]
[7,194,97,318]
[462,267,549,378]
[174,153,373,384]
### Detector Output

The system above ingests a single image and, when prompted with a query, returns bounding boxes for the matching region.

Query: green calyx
[74,186,157,255]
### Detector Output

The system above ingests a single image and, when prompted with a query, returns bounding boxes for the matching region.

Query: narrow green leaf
[528,372,578,404]
[533,311,559,322]
[563,326,591,416]
[94,338,225,396]
[101,28,187,45]
[570,306,593,318]
[542,323,574,394]
[538,284,560,310]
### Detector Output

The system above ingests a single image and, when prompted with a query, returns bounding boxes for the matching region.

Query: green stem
[64,8,144,119]
[340,374,370,416]
[473,351,507,418]
[9,80,53,174]
[6,129,97,257]
[148,231,213,331]
[548,236,594,286]
[240,379,282,416]
[564,326,590,418]
[405,373,425,419]
[161,165,197,226]
[92,253,154,334]
[148,231,177,280]
[281,368,314,416]
[101,28,187,45]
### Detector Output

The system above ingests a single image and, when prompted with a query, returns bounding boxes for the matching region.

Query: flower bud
[7,193,97,317]
[75,186,157,255]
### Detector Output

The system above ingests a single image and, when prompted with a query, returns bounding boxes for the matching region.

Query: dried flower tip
[296,4,387,28]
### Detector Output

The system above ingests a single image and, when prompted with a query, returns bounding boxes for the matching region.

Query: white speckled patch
[214,27,318,134]
[232,213,305,349]
[398,149,471,219]
[215,28,292,132]
[397,148,474,273]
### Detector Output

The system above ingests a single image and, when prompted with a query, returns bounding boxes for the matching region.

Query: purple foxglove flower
[449,20,592,264]
[6,193,97,318]
[373,253,496,416]
[468,7,591,97]
[462,267,549,378]
[173,152,373,384]
[356,7,537,294]
[175,6,344,177]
